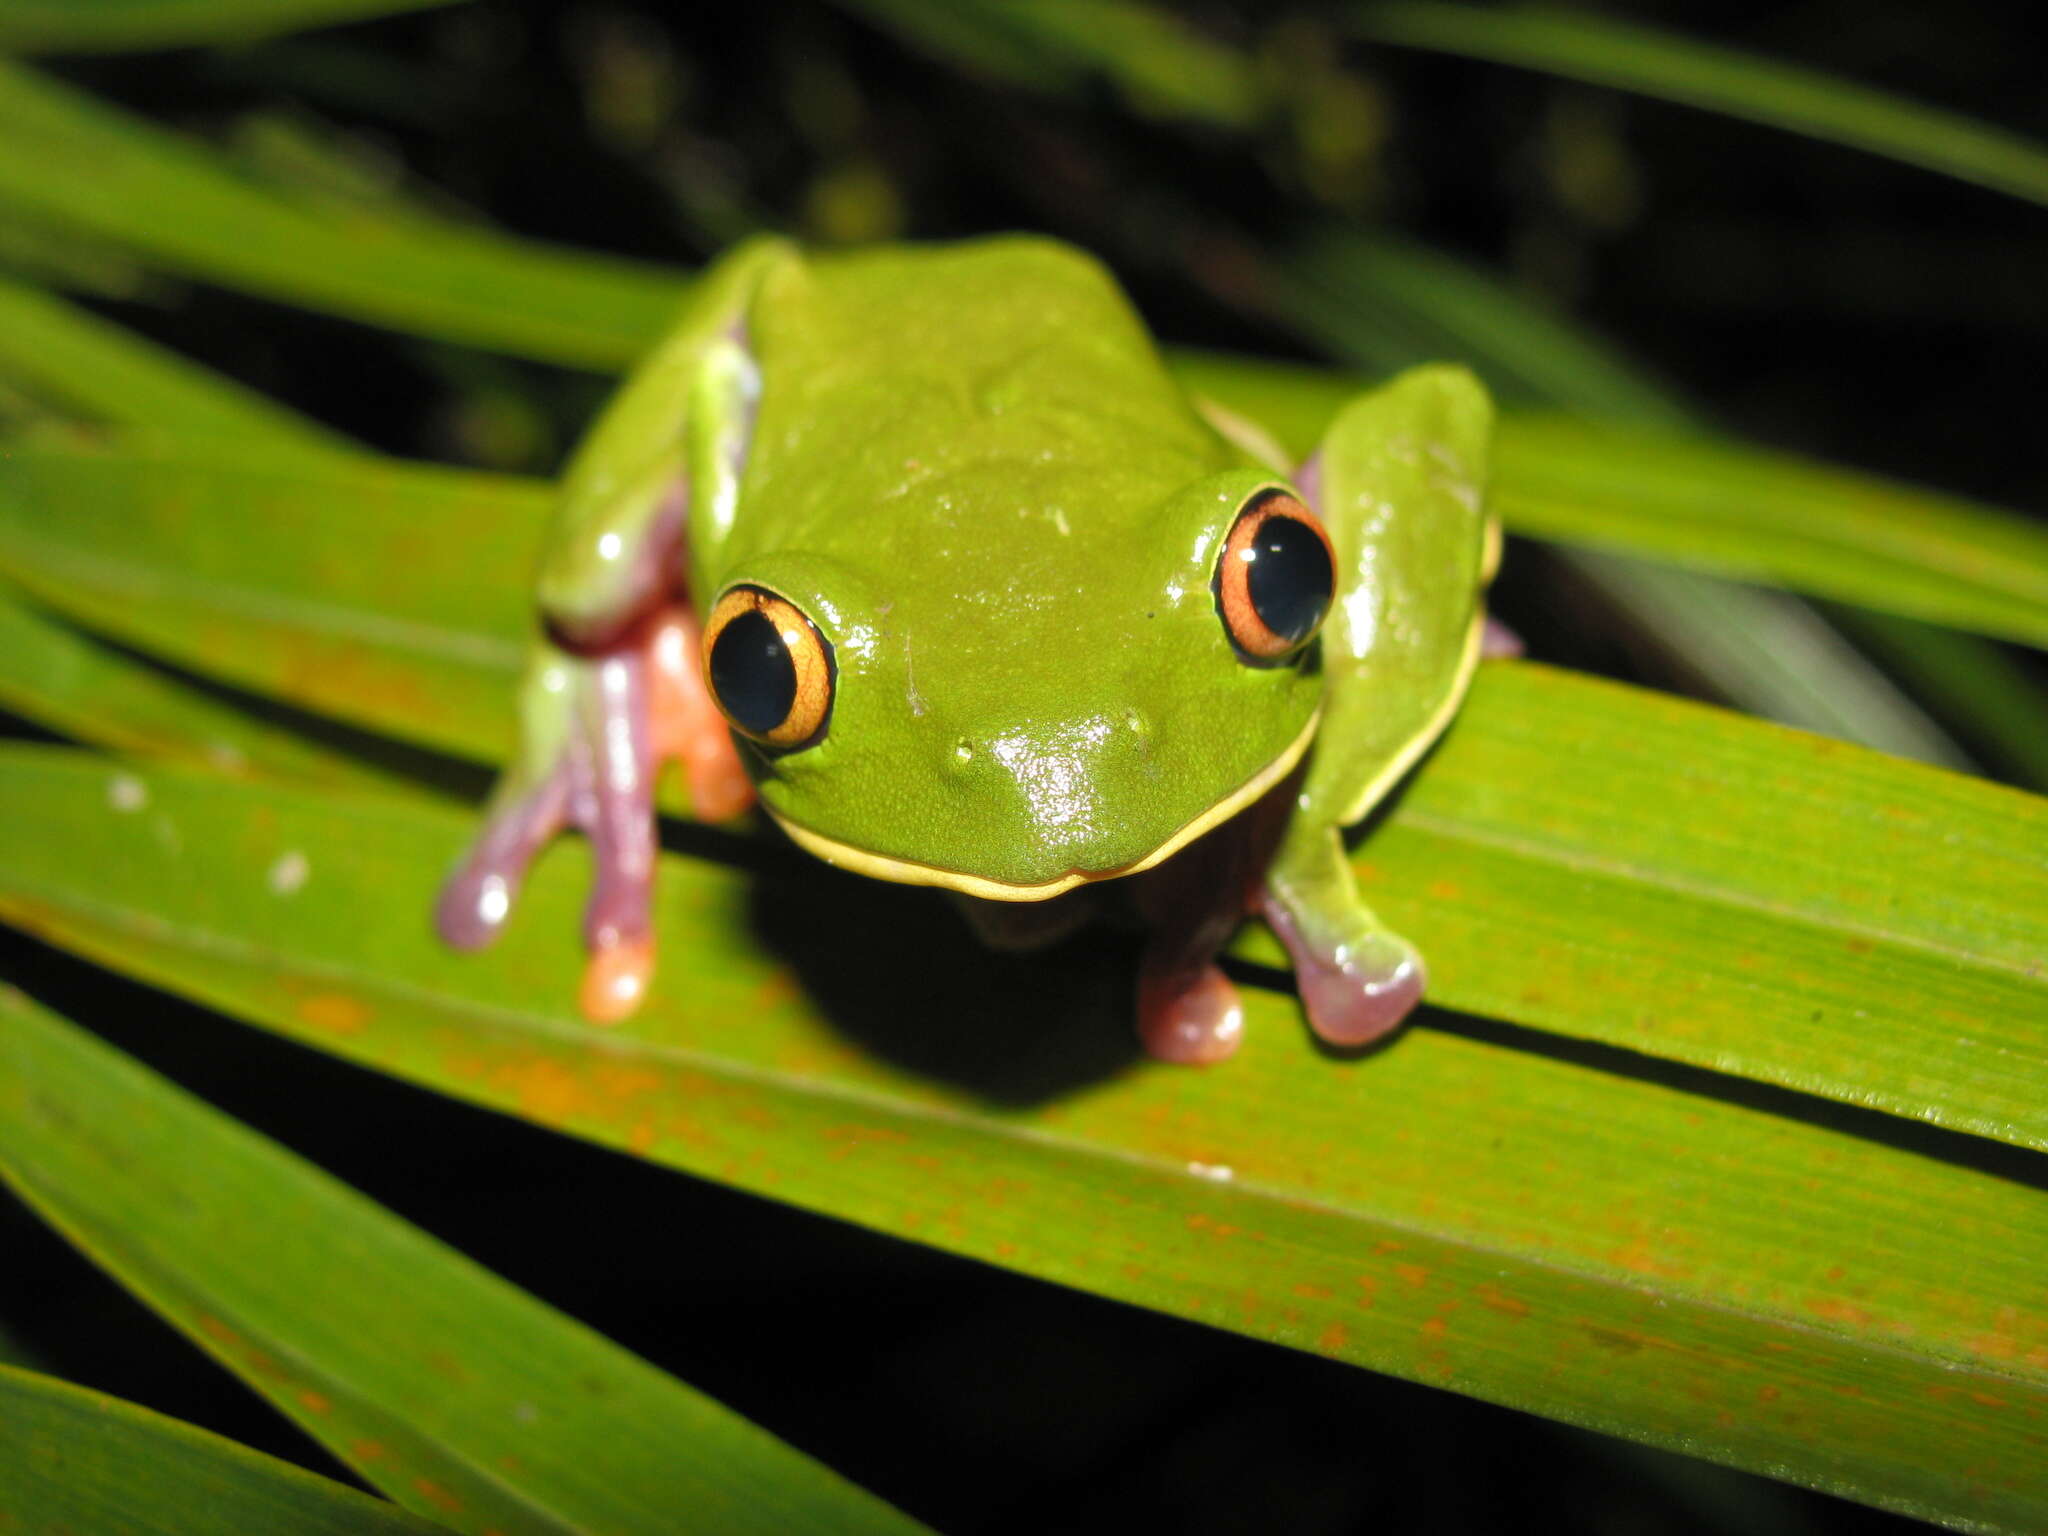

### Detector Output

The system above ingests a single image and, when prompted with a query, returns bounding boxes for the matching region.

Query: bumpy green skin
[443,234,1495,1056]
[707,239,1326,888]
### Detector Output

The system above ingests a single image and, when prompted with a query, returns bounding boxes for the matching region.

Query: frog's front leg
[1263,362,1496,1051]
[436,495,752,1019]
[1258,821,1423,1048]
[437,240,786,1019]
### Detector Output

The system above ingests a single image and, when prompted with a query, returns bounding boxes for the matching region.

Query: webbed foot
[1136,957,1245,1063]
[437,604,751,1021]
[1261,826,1425,1049]
[1258,892,1423,1048]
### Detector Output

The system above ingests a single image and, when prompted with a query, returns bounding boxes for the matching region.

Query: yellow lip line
[764,706,1323,902]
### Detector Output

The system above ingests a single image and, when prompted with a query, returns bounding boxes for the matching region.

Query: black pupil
[709,608,797,734]
[1245,514,1333,646]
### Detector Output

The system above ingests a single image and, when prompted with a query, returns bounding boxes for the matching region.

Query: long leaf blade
[1,440,2043,1145]
[0,1361,448,1536]
[1352,2,2048,208]
[0,0,460,53]
[0,586,400,791]
[0,985,928,1536]
[0,59,682,369]
[1,751,2043,1529]
[0,274,352,451]
[1171,354,2048,649]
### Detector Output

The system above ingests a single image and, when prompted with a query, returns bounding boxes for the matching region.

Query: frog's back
[728,238,1232,563]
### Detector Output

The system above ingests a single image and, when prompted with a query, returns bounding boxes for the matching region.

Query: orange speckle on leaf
[495,1057,592,1126]
[348,1440,389,1464]
[1474,1284,1529,1318]
[1967,1332,2020,1361]
[1318,1321,1351,1353]
[824,1124,909,1158]
[195,1316,239,1345]
[1971,1391,2009,1410]
[413,1480,465,1514]
[1427,880,1461,901]
[1421,1316,1448,1340]
[1373,1238,1403,1255]
[1293,1282,1333,1301]
[297,993,370,1036]
[1393,1263,1429,1291]
[1807,1296,1877,1329]
[627,1121,657,1155]
[297,1390,333,1415]
[1757,1385,1782,1405]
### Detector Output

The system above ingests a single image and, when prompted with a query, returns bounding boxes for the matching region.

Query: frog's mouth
[761,707,1321,902]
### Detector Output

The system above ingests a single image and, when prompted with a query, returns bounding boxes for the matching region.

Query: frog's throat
[763,706,1323,902]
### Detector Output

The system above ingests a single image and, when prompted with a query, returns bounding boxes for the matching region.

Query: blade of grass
[0,273,353,452]
[1829,609,2048,792]
[2,60,2039,659]
[1171,351,2048,650]
[1492,415,2048,650]
[0,986,930,1536]
[0,1362,449,1536]
[1252,226,1998,763]
[1267,230,1693,429]
[837,0,1261,126]
[0,58,684,369]
[0,443,539,761]
[1562,551,1974,774]
[2,440,2042,1141]
[0,586,404,791]
[1351,1,2048,209]
[1,750,2043,1530]
[0,0,461,54]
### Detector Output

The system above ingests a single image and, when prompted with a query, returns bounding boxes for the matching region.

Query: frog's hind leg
[1125,770,1297,1064]
[1258,825,1423,1049]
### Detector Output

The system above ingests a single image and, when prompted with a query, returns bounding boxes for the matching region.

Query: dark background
[5,3,2043,1530]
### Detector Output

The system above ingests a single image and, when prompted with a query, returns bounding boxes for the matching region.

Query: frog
[436,235,1501,1063]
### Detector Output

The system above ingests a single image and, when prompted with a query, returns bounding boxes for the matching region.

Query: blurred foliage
[1,3,2045,1534]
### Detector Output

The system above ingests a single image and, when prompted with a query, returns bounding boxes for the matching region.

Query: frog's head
[701,467,1333,898]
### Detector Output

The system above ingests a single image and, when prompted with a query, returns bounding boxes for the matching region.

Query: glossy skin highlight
[438,237,1497,1062]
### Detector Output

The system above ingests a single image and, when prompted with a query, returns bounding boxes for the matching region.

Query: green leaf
[0,272,352,451]
[837,0,1262,126]
[1266,229,1694,429]
[1,57,2037,656]
[0,58,683,369]
[1241,229,1995,764]
[1172,353,2048,650]
[0,443,539,761]
[0,0,461,54]
[1,750,2043,1529]
[1830,609,2048,792]
[0,585,403,791]
[1352,2,2048,209]
[0,1362,447,1535]
[0,985,928,1536]
[1557,552,1975,776]
[1493,415,2048,650]
[2,439,2042,1142]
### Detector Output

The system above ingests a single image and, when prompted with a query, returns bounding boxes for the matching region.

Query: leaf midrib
[1397,804,2046,984]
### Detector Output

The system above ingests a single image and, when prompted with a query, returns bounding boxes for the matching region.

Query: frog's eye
[1214,489,1336,662]
[703,585,835,749]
